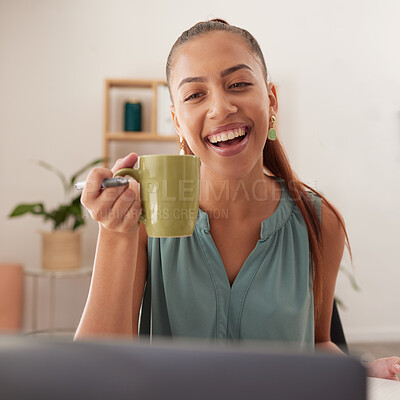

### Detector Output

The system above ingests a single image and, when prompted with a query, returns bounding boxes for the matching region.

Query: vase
[41,231,81,270]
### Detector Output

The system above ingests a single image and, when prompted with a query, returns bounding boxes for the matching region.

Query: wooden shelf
[106,132,177,141]
[103,78,176,167]
[106,79,166,89]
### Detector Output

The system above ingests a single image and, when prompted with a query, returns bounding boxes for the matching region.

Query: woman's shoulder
[304,187,344,231]
[317,195,346,263]
[300,185,345,251]
[320,197,345,234]
[305,189,322,222]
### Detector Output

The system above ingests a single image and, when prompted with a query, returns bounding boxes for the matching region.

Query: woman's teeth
[208,127,247,144]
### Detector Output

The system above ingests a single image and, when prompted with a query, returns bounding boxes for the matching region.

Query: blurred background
[0,0,399,350]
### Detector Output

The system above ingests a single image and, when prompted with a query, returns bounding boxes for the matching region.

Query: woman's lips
[205,128,251,157]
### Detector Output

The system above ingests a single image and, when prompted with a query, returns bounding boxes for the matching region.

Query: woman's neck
[199,160,281,221]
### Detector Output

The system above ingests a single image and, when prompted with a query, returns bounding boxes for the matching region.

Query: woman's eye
[229,82,252,89]
[184,92,204,102]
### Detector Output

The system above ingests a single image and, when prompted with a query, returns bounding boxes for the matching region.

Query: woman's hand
[366,357,400,380]
[81,153,141,234]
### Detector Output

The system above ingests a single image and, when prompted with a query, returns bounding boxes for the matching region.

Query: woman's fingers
[367,357,400,380]
[111,153,138,175]
[391,359,400,376]
[81,167,113,204]
[96,180,141,232]
[79,154,142,233]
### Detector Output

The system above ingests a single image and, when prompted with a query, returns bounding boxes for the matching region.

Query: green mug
[114,155,200,237]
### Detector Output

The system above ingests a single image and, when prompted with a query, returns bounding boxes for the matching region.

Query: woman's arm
[314,200,345,347]
[74,153,147,340]
[315,200,400,380]
[74,224,147,339]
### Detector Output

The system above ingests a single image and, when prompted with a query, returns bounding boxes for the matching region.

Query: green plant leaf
[72,194,82,205]
[70,195,85,230]
[37,160,69,193]
[70,196,82,215]
[9,160,104,231]
[72,214,85,230]
[69,158,106,187]
[9,203,46,217]
[69,200,82,216]
[48,205,70,230]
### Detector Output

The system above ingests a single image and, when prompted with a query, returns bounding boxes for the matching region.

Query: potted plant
[8,158,104,270]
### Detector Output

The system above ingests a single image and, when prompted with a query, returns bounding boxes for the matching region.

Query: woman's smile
[204,123,251,157]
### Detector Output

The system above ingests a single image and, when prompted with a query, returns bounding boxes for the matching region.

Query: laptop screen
[0,336,366,400]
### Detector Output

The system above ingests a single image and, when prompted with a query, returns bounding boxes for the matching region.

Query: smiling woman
[166,20,337,312]
[74,19,400,381]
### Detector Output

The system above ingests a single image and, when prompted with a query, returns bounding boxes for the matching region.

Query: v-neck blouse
[140,179,321,348]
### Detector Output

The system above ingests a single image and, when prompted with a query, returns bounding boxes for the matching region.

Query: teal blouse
[140,179,321,348]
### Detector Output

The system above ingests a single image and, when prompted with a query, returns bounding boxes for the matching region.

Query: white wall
[1,0,399,341]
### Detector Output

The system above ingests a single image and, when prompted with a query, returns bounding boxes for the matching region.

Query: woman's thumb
[111,153,138,174]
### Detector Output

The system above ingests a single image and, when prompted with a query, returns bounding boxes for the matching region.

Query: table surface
[368,377,400,400]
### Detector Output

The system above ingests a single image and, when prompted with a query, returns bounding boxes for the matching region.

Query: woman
[75,19,400,380]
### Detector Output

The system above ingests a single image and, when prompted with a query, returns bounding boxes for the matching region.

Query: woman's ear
[170,105,183,136]
[267,82,278,114]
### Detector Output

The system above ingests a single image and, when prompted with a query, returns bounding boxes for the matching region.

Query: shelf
[103,78,175,167]
[106,79,161,89]
[106,132,177,141]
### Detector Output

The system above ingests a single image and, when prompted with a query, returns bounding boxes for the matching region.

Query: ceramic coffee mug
[114,155,200,237]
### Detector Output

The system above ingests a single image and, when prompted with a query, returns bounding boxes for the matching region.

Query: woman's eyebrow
[220,64,253,77]
[178,64,253,90]
[178,76,206,89]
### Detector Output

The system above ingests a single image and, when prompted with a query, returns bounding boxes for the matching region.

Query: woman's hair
[166,19,269,87]
[166,19,351,322]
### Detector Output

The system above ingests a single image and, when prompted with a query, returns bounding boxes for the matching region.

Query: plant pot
[41,231,81,270]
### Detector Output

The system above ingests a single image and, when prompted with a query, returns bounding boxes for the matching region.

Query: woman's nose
[207,91,238,120]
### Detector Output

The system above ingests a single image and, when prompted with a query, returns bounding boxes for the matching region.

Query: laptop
[0,335,366,400]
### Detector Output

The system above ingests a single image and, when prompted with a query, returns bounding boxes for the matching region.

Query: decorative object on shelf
[124,98,142,132]
[8,158,104,270]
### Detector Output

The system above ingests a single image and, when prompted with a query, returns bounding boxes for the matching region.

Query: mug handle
[113,168,145,224]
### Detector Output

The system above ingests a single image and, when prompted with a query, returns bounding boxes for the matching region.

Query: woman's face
[169,31,277,178]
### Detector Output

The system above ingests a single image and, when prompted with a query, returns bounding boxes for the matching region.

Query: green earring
[268,116,277,141]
